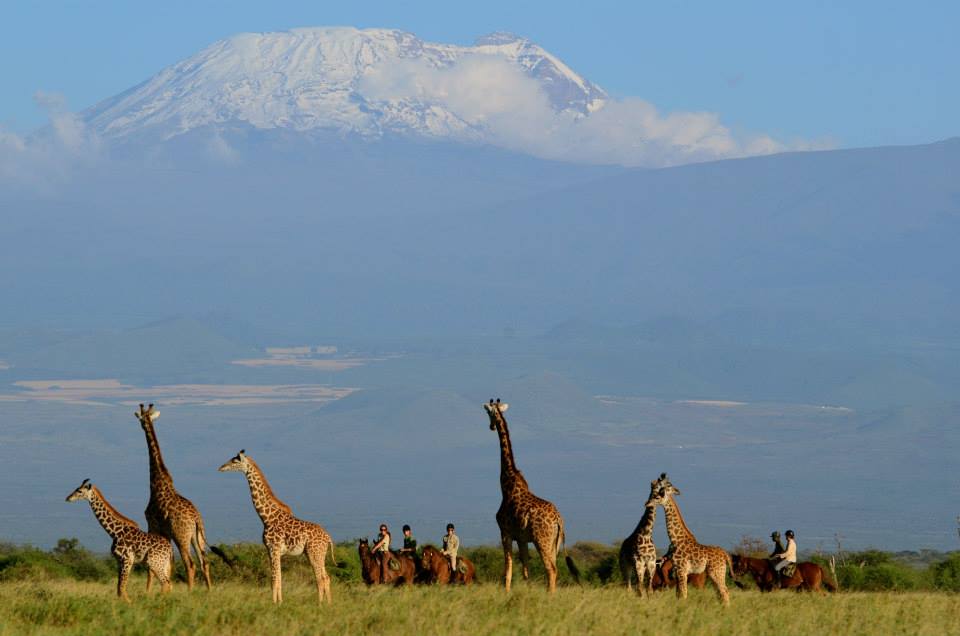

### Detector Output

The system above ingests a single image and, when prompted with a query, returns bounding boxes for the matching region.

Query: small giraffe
[651,473,732,606]
[135,403,211,590]
[66,479,172,601]
[218,450,335,604]
[484,398,575,593]
[618,479,661,597]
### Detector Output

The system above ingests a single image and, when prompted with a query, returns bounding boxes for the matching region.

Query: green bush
[931,552,960,591]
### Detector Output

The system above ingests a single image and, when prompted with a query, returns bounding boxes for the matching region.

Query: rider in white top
[773,529,797,573]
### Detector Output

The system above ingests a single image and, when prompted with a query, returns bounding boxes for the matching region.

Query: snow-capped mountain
[83,27,607,143]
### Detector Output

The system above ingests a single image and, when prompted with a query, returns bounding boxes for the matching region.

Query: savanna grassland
[2,579,959,636]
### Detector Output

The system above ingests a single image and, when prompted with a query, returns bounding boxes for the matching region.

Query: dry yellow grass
[1,579,958,636]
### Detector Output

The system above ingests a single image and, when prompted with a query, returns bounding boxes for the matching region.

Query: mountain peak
[475,31,528,46]
[81,26,607,145]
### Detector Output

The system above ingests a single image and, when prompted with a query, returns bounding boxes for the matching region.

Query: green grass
[1,579,958,636]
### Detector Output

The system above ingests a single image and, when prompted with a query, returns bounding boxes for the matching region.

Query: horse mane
[92,486,139,528]
[246,456,292,515]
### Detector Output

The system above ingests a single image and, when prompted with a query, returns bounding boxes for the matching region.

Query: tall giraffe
[618,479,660,597]
[66,478,173,601]
[652,473,732,606]
[484,398,576,592]
[218,450,335,604]
[135,403,211,590]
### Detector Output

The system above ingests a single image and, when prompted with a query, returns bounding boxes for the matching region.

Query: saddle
[456,561,468,575]
[780,562,797,578]
[379,551,402,571]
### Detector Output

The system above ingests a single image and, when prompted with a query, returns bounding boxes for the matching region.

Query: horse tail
[558,521,581,584]
[820,565,839,592]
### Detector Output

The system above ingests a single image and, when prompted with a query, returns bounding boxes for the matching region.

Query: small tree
[732,535,768,558]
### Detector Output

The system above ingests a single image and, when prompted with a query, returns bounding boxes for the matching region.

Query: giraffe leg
[500,534,514,593]
[517,541,531,581]
[306,543,330,605]
[174,536,197,591]
[146,568,154,593]
[634,560,646,598]
[708,563,730,606]
[675,563,689,600]
[620,554,633,591]
[269,548,283,604]
[192,534,212,590]
[644,559,656,597]
[117,557,133,602]
[533,539,558,593]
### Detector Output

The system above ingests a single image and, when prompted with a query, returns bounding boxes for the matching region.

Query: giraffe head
[134,403,159,429]
[656,473,681,498]
[483,398,509,431]
[218,449,251,473]
[65,478,94,502]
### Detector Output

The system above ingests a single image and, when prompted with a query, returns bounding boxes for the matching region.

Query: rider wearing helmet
[773,529,797,579]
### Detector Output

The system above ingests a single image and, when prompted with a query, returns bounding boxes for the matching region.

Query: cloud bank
[0,92,101,191]
[360,54,827,167]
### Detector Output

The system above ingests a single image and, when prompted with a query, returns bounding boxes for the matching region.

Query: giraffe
[651,473,732,606]
[218,450,335,604]
[618,479,661,597]
[135,403,211,590]
[483,398,577,593]
[66,478,173,601]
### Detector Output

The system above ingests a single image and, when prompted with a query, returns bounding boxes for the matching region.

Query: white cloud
[360,55,824,167]
[0,92,101,191]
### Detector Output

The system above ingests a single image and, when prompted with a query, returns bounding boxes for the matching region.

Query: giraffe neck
[661,496,697,546]
[141,419,174,492]
[631,503,658,538]
[86,487,138,538]
[242,459,292,525]
[495,417,528,495]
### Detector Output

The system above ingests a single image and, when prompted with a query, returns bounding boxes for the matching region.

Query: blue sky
[1,0,956,148]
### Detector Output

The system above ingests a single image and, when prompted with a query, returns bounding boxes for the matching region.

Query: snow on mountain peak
[82,26,607,143]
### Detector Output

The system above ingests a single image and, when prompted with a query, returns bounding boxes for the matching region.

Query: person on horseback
[442,523,460,578]
[372,523,392,583]
[400,524,417,555]
[772,529,797,583]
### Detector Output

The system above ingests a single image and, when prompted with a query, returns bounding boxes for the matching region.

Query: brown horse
[731,555,836,593]
[652,556,707,590]
[357,538,417,587]
[420,545,475,585]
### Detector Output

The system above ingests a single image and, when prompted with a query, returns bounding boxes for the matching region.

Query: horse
[731,554,836,593]
[651,556,707,590]
[420,545,475,585]
[357,538,417,586]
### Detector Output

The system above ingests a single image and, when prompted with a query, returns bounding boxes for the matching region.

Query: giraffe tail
[558,522,581,585]
[327,537,340,568]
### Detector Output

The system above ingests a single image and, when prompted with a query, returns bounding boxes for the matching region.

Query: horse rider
[400,524,418,555]
[772,529,798,581]
[442,523,460,578]
[371,523,392,582]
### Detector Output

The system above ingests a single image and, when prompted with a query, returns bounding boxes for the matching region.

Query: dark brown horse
[731,555,836,593]
[651,556,707,590]
[357,538,417,586]
[420,545,475,585]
